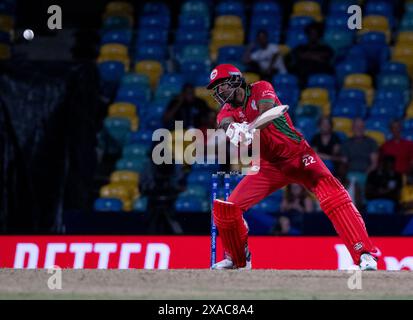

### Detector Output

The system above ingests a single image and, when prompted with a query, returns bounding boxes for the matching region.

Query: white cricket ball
[23,29,34,41]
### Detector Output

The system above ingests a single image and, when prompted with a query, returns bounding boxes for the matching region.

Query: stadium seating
[93,0,413,225]
[366,199,395,214]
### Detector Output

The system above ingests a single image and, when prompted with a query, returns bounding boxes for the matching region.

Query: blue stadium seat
[289,16,315,31]
[178,14,210,31]
[137,29,168,45]
[194,72,211,87]
[216,1,245,18]
[104,117,131,146]
[180,45,210,63]
[143,2,170,15]
[191,162,220,172]
[116,157,148,172]
[365,1,395,27]
[103,16,131,30]
[323,30,353,54]
[295,104,322,120]
[133,197,148,212]
[295,116,318,140]
[248,28,281,43]
[94,198,123,212]
[377,74,410,91]
[98,61,125,83]
[249,198,281,214]
[135,44,167,61]
[101,30,132,45]
[400,16,413,31]
[115,87,150,105]
[358,32,390,71]
[329,1,352,14]
[217,46,245,64]
[139,15,170,30]
[332,101,366,118]
[369,103,404,119]
[160,73,185,88]
[181,0,210,16]
[180,61,211,83]
[187,170,212,184]
[379,62,408,76]
[273,73,299,88]
[175,30,209,45]
[252,1,281,16]
[286,30,308,48]
[274,88,300,110]
[338,89,367,106]
[403,119,413,131]
[251,13,281,29]
[180,184,208,198]
[154,83,181,101]
[175,197,209,212]
[307,74,336,101]
[129,129,154,145]
[335,60,367,85]
[123,143,150,158]
[121,73,150,88]
[365,117,391,134]
[325,14,351,30]
[366,199,395,214]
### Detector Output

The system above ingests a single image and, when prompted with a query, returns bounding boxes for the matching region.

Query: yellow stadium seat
[100,183,133,211]
[110,171,140,199]
[392,45,413,76]
[332,117,353,136]
[397,31,413,45]
[344,73,373,89]
[406,101,413,118]
[108,102,139,131]
[359,15,390,42]
[243,72,260,84]
[278,44,291,57]
[97,54,130,71]
[300,88,330,115]
[0,14,13,31]
[195,87,218,110]
[100,43,129,57]
[134,60,163,89]
[0,44,11,60]
[105,1,134,15]
[108,102,136,118]
[365,130,386,146]
[343,74,374,105]
[214,15,243,30]
[292,1,322,21]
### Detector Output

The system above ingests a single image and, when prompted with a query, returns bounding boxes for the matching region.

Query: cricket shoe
[211,247,252,270]
[359,253,378,271]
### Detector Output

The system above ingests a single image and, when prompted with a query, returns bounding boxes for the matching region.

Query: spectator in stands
[400,168,413,214]
[280,183,314,214]
[243,29,287,81]
[380,120,413,175]
[336,162,363,209]
[341,118,378,196]
[311,116,343,173]
[271,215,301,235]
[365,155,402,204]
[163,83,210,130]
[288,22,334,87]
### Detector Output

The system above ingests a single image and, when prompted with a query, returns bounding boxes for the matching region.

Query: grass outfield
[0,269,412,299]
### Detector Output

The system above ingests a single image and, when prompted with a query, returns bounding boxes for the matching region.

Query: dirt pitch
[0,269,412,299]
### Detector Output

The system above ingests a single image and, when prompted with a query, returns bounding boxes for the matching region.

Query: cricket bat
[247,104,289,131]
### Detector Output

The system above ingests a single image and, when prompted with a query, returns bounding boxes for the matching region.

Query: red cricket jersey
[217,80,305,162]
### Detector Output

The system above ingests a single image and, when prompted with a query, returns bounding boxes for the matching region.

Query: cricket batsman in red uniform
[207,64,380,270]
